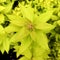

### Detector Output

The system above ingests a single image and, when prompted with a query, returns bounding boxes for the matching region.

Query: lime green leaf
[6,14,25,27]
[0,14,5,24]
[10,27,29,43]
[32,42,48,57]
[35,23,55,33]
[3,37,10,53]
[20,5,34,22]
[30,30,49,49]
[0,6,5,12]
[22,49,32,59]
[19,57,29,60]
[0,34,10,53]
[36,31,49,49]
[3,2,14,13]
[0,25,5,34]
[0,0,6,3]
[32,57,44,60]
[30,30,37,42]
[0,45,5,54]
[6,0,12,3]
[51,15,58,21]
[4,23,20,33]
[0,34,4,44]
[57,20,60,26]
[34,9,54,23]
[15,36,32,57]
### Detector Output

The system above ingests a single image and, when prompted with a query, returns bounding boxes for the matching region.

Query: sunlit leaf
[20,5,34,22]
[32,42,48,57]
[0,14,4,24]
[6,14,25,27]
[3,37,10,53]
[3,2,14,13]
[19,56,30,60]
[0,45,5,54]
[10,27,29,43]
[0,25,5,34]
[31,56,44,60]
[0,34,10,53]
[15,36,32,57]
[0,6,5,12]
[34,9,55,23]
[57,20,60,26]
[22,49,32,59]
[4,23,20,33]
[35,23,55,33]
[30,30,49,49]
[0,0,6,3]
[32,57,43,60]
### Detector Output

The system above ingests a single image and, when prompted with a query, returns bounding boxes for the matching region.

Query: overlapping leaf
[10,27,29,43]
[4,23,20,33]
[20,5,34,22]
[35,23,55,33]
[30,30,49,49]
[15,36,32,57]
[6,14,25,27]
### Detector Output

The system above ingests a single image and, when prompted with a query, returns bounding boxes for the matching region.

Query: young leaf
[0,14,4,24]
[10,27,29,43]
[35,23,55,33]
[32,56,44,60]
[22,49,32,59]
[0,25,5,34]
[30,30,49,50]
[32,42,48,57]
[0,45,5,54]
[4,23,20,33]
[6,14,25,27]
[19,56,30,60]
[15,36,32,57]
[34,9,54,23]
[3,37,10,53]
[20,5,34,22]
[0,0,6,3]
[3,2,14,13]
[57,20,60,26]
[0,6,5,12]
[0,34,10,53]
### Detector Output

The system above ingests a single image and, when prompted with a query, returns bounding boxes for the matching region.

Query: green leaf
[32,42,48,57]
[19,57,29,60]
[3,37,10,53]
[34,9,54,23]
[20,5,34,22]
[3,2,14,13]
[35,23,55,33]
[0,6,5,12]
[0,14,5,24]
[31,57,44,60]
[6,14,25,27]
[4,23,20,33]
[0,0,6,3]
[10,27,29,43]
[22,49,32,59]
[57,20,60,26]
[0,34,10,53]
[0,34,4,45]
[15,36,32,57]
[30,30,49,49]
[0,25,5,34]
[0,45,5,54]
[32,42,49,60]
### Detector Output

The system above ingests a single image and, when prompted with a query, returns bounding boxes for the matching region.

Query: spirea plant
[0,0,60,60]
